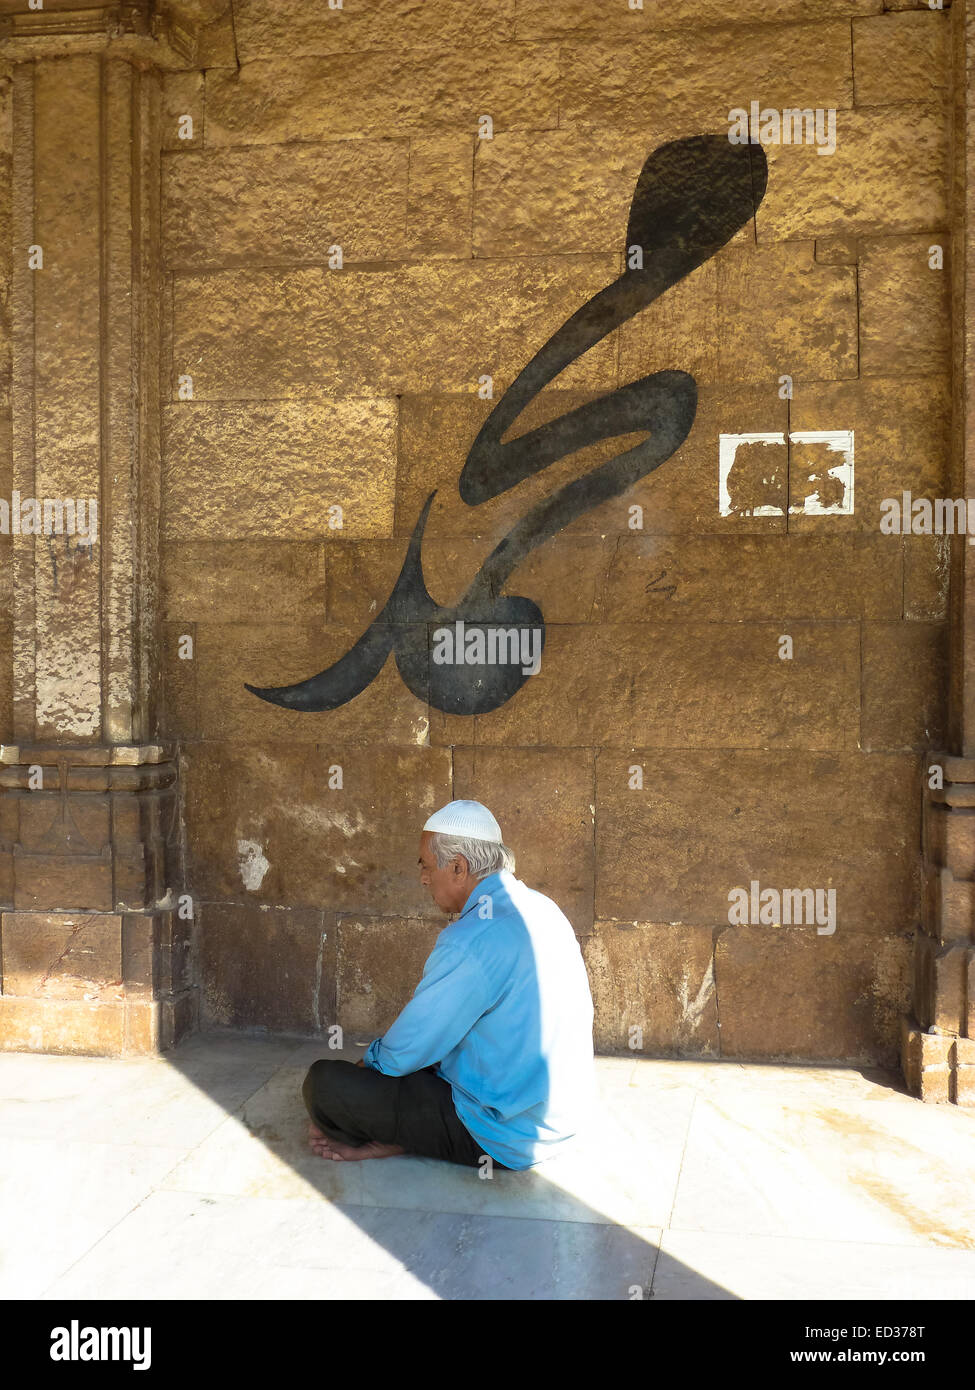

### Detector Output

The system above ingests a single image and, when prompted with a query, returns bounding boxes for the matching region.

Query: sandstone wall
[157,0,952,1066]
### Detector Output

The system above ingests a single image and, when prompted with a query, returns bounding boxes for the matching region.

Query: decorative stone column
[0,1,228,1054]
[903,0,975,1105]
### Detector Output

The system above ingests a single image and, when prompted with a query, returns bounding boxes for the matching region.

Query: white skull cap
[423,799,503,843]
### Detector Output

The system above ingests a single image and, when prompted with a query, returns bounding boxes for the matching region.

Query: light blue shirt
[363,869,596,1170]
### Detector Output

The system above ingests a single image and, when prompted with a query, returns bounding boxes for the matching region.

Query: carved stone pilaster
[0,743,196,1053]
[903,754,975,1104]
[0,4,218,1054]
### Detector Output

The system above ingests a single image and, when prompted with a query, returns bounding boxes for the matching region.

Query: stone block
[199,903,325,1033]
[161,620,197,740]
[407,137,473,260]
[161,70,204,152]
[162,142,408,269]
[171,259,618,399]
[182,742,451,912]
[593,751,918,933]
[473,128,752,259]
[853,10,949,107]
[939,808,975,878]
[162,400,397,539]
[431,621,860,751]
[162,542,326,625]
[12,853,113,913]
[583,921,718,1056]
[334,914,443,1037]
[816,236,859,265]
[0,996,124,1056]
[205,46,557,145]
[904,536,949,619]
[559,23,854,129]
[0,911,123,1001]
[756,107,947,241]
[15,788,109,852]
[914,933,970,1034]
[787,377,949,533]
[451,746,595,933]
[860,236,950,377]
[234,0,516,62]
[716,926,910,1065]
[516,0,882,38]
[192,622,431,744]
[326,535,608,629]
[861,620,947,751]
[590,535,901,622]
[620,242,857,387]
[934,870,975,946]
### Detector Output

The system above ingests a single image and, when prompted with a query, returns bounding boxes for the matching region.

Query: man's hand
[355,1058,366,1068]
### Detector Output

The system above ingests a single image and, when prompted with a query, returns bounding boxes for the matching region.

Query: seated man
[303,799,596,1172]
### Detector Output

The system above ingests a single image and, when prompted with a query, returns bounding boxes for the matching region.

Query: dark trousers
[302,1059,511,1169]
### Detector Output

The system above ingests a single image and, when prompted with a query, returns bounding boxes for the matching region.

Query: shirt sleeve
[362,939,494,1077]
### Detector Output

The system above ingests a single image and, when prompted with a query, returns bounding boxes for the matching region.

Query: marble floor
[2,1031,974,1300]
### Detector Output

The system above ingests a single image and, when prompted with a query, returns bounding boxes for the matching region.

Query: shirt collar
[458,869,510,919]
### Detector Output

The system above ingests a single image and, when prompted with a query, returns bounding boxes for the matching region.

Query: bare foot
[307,1121,405,1161]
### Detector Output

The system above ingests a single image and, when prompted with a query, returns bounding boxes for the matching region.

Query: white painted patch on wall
[718,432,785,517]
[718,430,854,516]
[788,429,854,515]
[237,838,270,891]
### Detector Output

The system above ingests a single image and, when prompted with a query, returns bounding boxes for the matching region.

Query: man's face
[418,831,470,914]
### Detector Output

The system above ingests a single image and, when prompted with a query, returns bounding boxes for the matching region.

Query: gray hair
[429,832,516,880]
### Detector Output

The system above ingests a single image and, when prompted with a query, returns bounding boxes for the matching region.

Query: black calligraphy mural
[246,134,768,715]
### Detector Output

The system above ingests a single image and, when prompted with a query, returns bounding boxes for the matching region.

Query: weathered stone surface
[903,536,949,620]
[451,745,595,933]
[431,622,860,750]
[517,0,882,38]
[0,912,123,1000]
[326,536,603,627]
[162,142,409,269]
[325,529,895,632]
[584,921,718,1056]
[593,751,918,932]
[334,915,443,1037]
[620,243,858,387]
[162,401,397,539]
[407,137,473,260]
[199,903,324,1033]
[756,107,947,241]
[853,10,949,107]
[160,620,197,740]
[183,743,450,911]
[861,621,947,751]
[192,622,431,744]
[787,377,950,532]
[860,235,950,377]
[395,386,791,547]
[161,542,326,624]
[473,129,754,258]
[913,933,971,1034]
[205,46,558,146]
[590,535,901,621]
[172,260,618,398]
[31,58,103,741]
[0,996,125,1055]
[161,70,203,152]
[559,23,853,129]
[716,927,910,1065]
[234,0,516,62]
[816,236,859,265]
